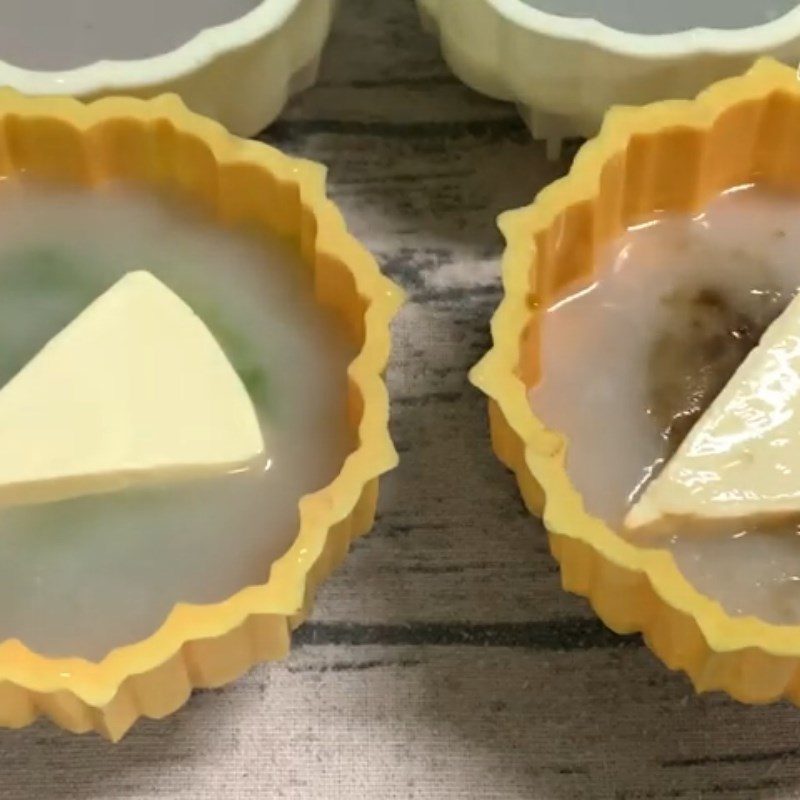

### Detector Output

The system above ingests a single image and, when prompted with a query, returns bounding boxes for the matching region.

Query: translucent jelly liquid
[523,0,797,35]
[0,179,352,659]
[530,185,800,624]
[0,0,259,71]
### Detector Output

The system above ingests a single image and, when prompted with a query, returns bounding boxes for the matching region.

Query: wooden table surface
[7,2,800,798]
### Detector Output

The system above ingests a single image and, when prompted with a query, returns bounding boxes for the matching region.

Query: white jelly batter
[0,178,352,659]
[530,185,800,624]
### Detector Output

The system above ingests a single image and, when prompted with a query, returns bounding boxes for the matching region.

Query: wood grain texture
[5,1,800,798]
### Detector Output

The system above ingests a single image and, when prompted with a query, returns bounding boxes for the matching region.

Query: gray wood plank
[266,0,575,626]
[7,645,800,799]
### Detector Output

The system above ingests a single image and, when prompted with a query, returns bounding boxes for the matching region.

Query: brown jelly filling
[648,284,788,454]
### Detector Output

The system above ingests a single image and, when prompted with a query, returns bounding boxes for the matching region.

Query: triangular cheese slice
[626,290,800,532]
[0,270,264,507]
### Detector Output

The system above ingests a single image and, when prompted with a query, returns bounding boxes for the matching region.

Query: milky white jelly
[529,184,800,625]
[0,179,352,660]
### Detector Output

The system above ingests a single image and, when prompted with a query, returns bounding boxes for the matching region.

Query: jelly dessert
[0,91,400,739]
[472,60,800,704]
[530,185,800,624]
[0,179,352,661]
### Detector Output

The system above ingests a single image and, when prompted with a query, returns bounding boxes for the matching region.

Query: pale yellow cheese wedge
[626,291,800,532]
[0,270,264,507]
